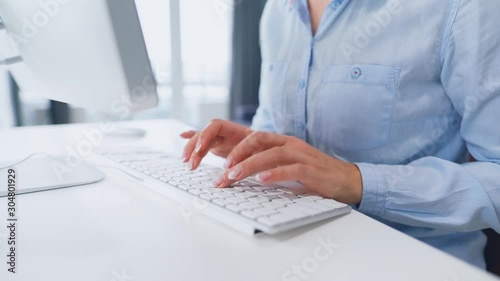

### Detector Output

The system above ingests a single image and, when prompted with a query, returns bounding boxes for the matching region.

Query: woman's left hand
[213,131,363,204]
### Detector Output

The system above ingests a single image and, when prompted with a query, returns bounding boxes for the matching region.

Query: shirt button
[297,123,305,131]
[269,64,274,72]
[351,67,362,79]
[298,80,306,90]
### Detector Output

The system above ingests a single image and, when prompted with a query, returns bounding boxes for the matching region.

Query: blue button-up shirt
[252,0,500,268]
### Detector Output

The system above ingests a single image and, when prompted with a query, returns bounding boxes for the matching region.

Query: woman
[181,0,500,269]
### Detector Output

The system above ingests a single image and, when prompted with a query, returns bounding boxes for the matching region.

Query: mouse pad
[0,155,105,197]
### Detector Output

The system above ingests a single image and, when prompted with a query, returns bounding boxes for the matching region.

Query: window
[134,0,233,127]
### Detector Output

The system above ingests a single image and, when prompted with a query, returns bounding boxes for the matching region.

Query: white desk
[0,119,498,281]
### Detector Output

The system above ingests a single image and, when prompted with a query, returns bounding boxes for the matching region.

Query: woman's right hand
[180,119,252,170]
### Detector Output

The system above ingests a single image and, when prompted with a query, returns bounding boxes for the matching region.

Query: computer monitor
[0,0,158,114]
[0,0,159,196]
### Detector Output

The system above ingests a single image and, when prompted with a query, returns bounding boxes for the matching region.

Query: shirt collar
[288,0,346,38]
[288,0,344,7]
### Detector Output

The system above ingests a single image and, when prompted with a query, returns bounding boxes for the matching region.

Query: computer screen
[0,0,158,114]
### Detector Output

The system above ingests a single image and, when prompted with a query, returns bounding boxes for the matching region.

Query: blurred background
[0,0,266,129]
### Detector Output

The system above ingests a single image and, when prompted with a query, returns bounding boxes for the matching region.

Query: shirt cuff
[354,162,387,217]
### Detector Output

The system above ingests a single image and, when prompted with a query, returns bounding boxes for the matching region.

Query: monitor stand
[0,154,105,197]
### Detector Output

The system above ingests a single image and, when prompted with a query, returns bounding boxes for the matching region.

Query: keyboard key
[258,194,280,200]
[215,193,234,199]
[235,192,256,199]
[150,173,161,179]
[202,188,223,194]
[298,195,323,201]
[316,199,347,209]
[246,190,265,195]
[268,213,298,224]
[159,177,171,182]
[178,184,192,191]
[272,198,293,205]
[264,190,285,195]
[200,193,217,201]
[277,188,306,195]
[241,210,260,220]
[261,202,288,209]
[168,181,182,186]
[239,202,261,210]
[248,197,269,203]
[222,189,242,194]
[277,207,309,219]
[287,203,323,215]
[295,200,335,211]
[213,199,230,206]
[234,186,253,191]
[231,182,249,187]
[253,186,274,191]
[144,169,156,175]
[157,165,172,171]
[293,198,319,204]
[225,197,247,204]
[226,204,248,212]
[189,189,203,196]
[182,180,200,185]
[257,216,283,227]
[158,170,173,175]
[190,184,207,190]
[170,167,188,172]
[253,207,278,216]
[278,193,299,200]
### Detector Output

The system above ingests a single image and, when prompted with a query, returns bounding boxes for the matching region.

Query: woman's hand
[180,119,252,170]
[213,131,363,204]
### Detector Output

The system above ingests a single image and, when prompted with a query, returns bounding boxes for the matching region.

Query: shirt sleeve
[251,101,276,132]
[356,0,500,233]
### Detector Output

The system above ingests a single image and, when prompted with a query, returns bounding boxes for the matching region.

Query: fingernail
[212,175,224,187]
[228,165,242,180]
[195,140,202,153]
[189,158,196,170]
[256,171,271,182]
[181,150,187,159]
[223,157,233,169]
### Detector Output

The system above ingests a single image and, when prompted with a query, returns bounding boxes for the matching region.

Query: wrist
[346,163,363,204]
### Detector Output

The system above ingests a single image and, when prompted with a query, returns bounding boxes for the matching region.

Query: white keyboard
[100,148,351,235]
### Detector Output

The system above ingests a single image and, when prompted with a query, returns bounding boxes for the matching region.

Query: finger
[189,135,224,170]
[195,119,244,155]
[255,165,327,197]
[244,128,254,137]
[255,164,311,184]
[194,120,224,153]
[215,147,305,187]
[180,130,197,139]
[224,131,288,170]
[182,132,200,163]
[191,120,242,169]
